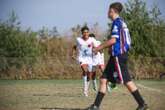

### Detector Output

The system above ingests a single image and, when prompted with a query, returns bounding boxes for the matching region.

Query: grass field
[0,79,165,110]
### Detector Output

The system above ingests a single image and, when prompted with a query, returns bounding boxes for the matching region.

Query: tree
[38,26,49,39]
[71,24,81,38]
[49,26,59,38]
[107,0,165,57]
[6,10,21,30]
[0,11,41,71]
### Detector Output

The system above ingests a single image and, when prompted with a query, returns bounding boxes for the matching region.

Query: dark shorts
[101,53,131,84]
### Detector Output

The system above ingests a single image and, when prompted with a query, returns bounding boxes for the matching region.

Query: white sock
[83,75,87,84]
[87,80,90,91]
[93,79,97,90]
[83,76,87,93]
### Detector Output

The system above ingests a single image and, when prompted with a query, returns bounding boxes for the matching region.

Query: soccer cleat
[84,92,88,97]
[86,104,100,110]
[93,86,97,91]
[93,85,97,91]
[136,104,149,110]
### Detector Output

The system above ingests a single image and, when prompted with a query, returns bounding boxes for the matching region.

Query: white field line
[137,83,165,94]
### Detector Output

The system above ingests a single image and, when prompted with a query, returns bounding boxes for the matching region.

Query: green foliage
[109,0,165,57]
[0,1,164,79]
[0,11,41,71]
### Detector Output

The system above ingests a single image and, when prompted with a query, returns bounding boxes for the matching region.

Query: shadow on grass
[40,107,85,110]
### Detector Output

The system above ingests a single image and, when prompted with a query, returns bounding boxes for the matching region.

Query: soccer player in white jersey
[72,26,97,97]
[89,34,105,91]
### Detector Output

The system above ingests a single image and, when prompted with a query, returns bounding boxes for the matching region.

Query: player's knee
[82,72,86,76]
[125,81,137,92]
[99,79,107,93]
[81,65,88,73]
[100,78,107,86]
[87,72,92,81]
[84,69,88,73]
[92,75,95,80]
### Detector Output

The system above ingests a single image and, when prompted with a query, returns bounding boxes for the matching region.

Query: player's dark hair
[81,26,89,33]
[110,2,123,13]
[89,33,96,38]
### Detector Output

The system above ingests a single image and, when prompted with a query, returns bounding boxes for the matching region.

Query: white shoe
[84,91,88,97]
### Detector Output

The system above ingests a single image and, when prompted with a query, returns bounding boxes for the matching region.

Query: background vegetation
[0,0,164,79]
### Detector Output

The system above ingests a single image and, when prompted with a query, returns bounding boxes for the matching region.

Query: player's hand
[93,47,99,54]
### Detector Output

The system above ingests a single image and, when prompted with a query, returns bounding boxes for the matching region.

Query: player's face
[82,30,89,39]
[108,8,116,20]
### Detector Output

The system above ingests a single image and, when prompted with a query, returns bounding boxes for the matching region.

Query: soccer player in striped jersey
[86,2,148,110]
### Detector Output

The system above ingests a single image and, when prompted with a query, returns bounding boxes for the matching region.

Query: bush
[119,0,165,57]
[0,12,41,73]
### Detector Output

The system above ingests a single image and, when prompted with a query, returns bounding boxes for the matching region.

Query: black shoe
[136,104,149,110]
[86,104,100,110]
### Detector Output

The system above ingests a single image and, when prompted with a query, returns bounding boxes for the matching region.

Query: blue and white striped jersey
[110,17,131,56]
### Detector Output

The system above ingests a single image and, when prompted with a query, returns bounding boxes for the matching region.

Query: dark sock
[87,76,90,81]
[86,72,89,81]
[94,91,105,107]
[132,90,145,106]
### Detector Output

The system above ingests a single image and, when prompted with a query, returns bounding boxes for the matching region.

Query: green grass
[0,79,82,85]
[0,79,165,110]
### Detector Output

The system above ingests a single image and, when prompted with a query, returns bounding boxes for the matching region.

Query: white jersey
[92,40,105,66]
[76,37,97,66]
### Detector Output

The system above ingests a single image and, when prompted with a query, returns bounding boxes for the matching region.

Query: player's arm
[93,37,116,53]
[93,22,119,53]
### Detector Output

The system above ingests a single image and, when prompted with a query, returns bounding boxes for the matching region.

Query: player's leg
[84,56,97,93]
[125,81,148,110]
[91,54,99,91]
[98,64,111,92]
[81,56,95,96]
[81,64,89,97]
[98,64,104,73]
[98,54,111,92]
[87,56,115,110]
[99,62,117,93]
[86,64,93,93]
[92,65,97,91]
[116,53,148,110]
[87,64,93,81]
[87,78,108,110]
[87,78,109,110]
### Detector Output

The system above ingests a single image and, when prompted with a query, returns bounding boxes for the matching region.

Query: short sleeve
[91,37,98,47]
[111,22,120,38]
